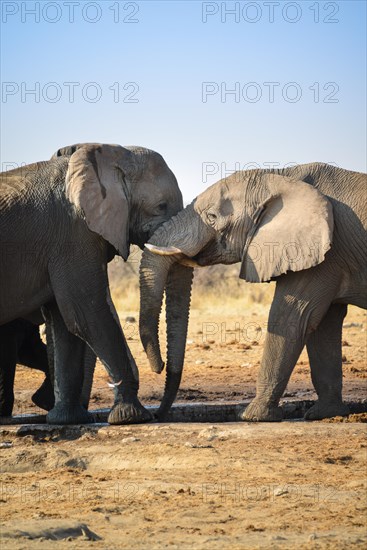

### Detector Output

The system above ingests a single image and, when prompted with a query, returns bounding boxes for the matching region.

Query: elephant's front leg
[81,303,151,424]
[241,271,339,422]
[240,327,305,422]
[43,303,92,425]
[77,310,151,424]
[304,303,349,420]
[105,330,152,425]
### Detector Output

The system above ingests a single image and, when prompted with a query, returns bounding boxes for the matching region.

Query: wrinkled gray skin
[0,143,192,424]
[141,163,366,421]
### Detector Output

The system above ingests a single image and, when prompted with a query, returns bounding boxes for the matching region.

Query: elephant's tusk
[145,243,183,255]
[178,257,199,268]
[145,243,199,267]
[107,379,123,388]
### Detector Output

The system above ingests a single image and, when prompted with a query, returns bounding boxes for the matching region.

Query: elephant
[140,163,366,421]
[0,318,54,416]
[0,315,97,418]
[0,145,101,421]
[0,143,191,425]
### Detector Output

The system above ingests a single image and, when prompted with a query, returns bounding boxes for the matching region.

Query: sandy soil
[10,304,367,415]
[0,302,366,548]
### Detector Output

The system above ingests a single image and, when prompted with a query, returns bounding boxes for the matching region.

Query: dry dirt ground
[1,293,366,548]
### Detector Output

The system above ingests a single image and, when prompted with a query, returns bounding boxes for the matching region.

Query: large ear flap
[240,174,333,282]
[65,144,130,260]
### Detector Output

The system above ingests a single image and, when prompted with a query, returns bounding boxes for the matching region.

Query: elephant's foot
[108,398,152,425]
[46,402,93,425]
[32,378,55,411]
[240,399,283,422]
[304,400,350,421]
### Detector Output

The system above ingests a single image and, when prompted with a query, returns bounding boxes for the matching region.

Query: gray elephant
[140,163,366,421]
[0,146,96,419]
[0,143,191,425]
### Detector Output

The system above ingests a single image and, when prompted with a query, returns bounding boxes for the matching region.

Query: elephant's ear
[65,144,130,260]
[240,174,333,282]
[51,143,92,159]
[51,143,120,159]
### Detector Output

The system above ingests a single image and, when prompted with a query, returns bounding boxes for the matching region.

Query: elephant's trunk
[146,204,214,259]
[158,262,193,418]
[139,251,174,375]
[139,210,197,418]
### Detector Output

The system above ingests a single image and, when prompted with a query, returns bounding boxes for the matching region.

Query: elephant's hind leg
[305,303,349,420]
[0,324,17,417]
[17,321,55,411]
[43,302,92,425]
[31,377,55,412]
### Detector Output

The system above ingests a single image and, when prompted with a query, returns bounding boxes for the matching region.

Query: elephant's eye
[157,202,167,213]
[206,212,217,226]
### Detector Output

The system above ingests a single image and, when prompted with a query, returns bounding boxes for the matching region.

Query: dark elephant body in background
[141,163,366,421]
[0,316,98,419]
[0,144,192,425]
[0,319,53,416]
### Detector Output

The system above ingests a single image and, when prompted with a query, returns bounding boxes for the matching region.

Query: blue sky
[1,0,366,201]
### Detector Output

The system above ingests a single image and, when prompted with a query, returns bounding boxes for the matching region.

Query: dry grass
[108,252,140,313]
[191,267,275,314]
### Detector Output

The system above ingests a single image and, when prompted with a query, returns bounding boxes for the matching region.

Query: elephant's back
[0,158,68,196]
[316,165,366,230]
[304,164,367,273]
[272,163,366,228]
[285,163,365,214]
[0,158,70,242]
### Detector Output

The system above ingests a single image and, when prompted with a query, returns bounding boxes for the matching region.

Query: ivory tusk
[145,243,183,255]
[178,257,199,268]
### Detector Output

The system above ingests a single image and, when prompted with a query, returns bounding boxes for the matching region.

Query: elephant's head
[53,143,194,419]
[52,143,183,254]
[146,170,334,279]
[140,169,334,415]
